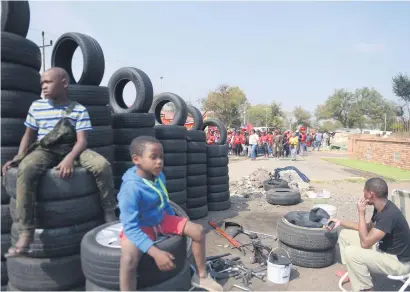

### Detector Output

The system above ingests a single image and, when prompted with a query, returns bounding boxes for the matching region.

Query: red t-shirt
[207,135,215,144]
[301,133,307,143]
[259,135,267,143]
[234,135,242,145]
[267,134,273,144]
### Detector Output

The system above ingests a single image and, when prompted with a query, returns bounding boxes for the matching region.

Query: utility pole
[384,113,387,132]
[160,76,163,91]
[265,108,268,129]
[39,31,53,72]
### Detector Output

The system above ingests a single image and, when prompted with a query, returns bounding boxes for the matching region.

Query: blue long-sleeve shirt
[118,166,175,253]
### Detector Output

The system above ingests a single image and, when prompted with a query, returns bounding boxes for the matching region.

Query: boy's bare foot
[335,270,350,283]
[192,273,223,292]
[5,233,33,258]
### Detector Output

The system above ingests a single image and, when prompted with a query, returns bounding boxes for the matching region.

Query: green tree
[392,73,410,118]
[268,102,285,129]
[315,120,343,132]
[247,102,285,129]
[293,106,312,127]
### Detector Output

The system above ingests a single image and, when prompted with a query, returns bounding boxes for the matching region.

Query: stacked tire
[263,178,301,206]
[81,201,193,291]
[1,2,40,288]
[5,167,104,290]
[51,32,114,163]
[277,211,338,268]
[107,67,155,190]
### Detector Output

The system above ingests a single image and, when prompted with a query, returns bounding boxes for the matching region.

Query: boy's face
[132,142,164,177]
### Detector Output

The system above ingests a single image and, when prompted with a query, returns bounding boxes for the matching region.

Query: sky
[26,1,410,113]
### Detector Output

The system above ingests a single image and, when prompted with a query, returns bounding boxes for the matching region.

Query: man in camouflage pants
[2,67,117,257]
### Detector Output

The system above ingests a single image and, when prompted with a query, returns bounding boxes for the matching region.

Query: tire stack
[107,67,155,190]
[151,93,189,210]
[51,32,114,164]
[81,202,193,291]
[185,106,208,220]
[263,178,301,206]
[204,119,231,211]
[1,2,40,289]
[277,211,338,268]
[5,167,104,291]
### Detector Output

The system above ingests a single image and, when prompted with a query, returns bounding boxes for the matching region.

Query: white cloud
[352,42,385,53]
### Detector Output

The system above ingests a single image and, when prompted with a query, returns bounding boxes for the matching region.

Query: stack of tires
[81,201,193,291]
[5,167,104,290]
[263,178,301,206]
[107,67,155,189]
[1,2,40,288]
[185,106,208,220]
[277,211,338,268]
[151,93,188,210]
[205,119,231,211]
[51,32,114,163]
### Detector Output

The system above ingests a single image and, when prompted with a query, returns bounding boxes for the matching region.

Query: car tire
[266,188,301,206]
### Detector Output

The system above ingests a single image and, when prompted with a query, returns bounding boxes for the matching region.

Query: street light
[160,76,163,91]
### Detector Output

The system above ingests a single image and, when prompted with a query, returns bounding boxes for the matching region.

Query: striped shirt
[25,99,92,141]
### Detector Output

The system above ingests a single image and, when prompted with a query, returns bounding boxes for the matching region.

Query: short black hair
[364,177,388,199]
[129,136,161,157]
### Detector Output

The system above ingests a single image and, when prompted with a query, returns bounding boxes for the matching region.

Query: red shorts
[119,212,188,241]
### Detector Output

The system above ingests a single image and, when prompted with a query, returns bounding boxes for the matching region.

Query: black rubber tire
[155,125,187,140]
[1,90,39,118]
[187,175,207,187]
[1,118,25,146]
[187,205,208,220]
[266,188,301,206]
[279,241,335,268]
[186,195,207,208]
[80,221,187,290]
[1,185,10,204]
[84,259,192,291]
[108,67,153,114]
[87,106,112,126]
[164,153,187,166]
[7,283,85,291]
[187,141,207,153]
[187,185,207,199]
[168,190,187,205]
[112,113,155,128]
[1,62,41,94]
[277,214,338,251]
[187,153,207,164]
[1,233,11,259]
[87,126,113,147]
[207,175,229,185]
[9,195,102,229]
[112,162,133,177]
[166,178,187,193]
[113,128,155,145]
[90,146,114,163]
[51,32,105,86]
[207,191,230,203]
[207,166,228,177]
[1,146,18,166]
[263,179,289,191]
[1,204,12,233]
[150,93,188,126]
[202,119,227,145]
[186,130,206,142]
[68,85,109,105]
[208,200,231,211]
[187,164,207,176]
[114,145,132,161]
[162,166,186,180]
[1,32,41,70]
[1,261,8,285]
[160,140,188,153]
[7,254,85,291]
[1,1,30,38]
[207,183,229,194]
[207,157,229,167]
[187,105,203,131]
[206,144,229,157]
[5,167,98,201]
[10,220,102,258]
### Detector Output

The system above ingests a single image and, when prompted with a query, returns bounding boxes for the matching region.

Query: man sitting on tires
[328,178,410,291]
[2,67,118,257]
[117,136,223,292]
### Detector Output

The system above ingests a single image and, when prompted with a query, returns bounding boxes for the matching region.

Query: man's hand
[326,218,341,230]
[2,161,14,176]
[153,250,176,271]
[357,197,369,214]
[55,157,74,179]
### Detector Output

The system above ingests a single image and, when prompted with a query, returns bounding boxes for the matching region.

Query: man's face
[363,188,374,204]
[41,70,67,100]
[132,143,164,177]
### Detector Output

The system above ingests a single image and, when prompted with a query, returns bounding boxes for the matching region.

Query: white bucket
[267,248,292,285]
[312,204,337,218]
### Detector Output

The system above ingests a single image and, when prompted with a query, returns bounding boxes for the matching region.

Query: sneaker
[192,273,223,292]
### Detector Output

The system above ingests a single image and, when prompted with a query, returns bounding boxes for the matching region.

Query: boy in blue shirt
[118,136,223,291]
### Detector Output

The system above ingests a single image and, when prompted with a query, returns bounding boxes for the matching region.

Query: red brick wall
[348,135,410,170]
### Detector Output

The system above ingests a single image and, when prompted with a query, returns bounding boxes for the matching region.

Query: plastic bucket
[267,248,292,285]
[312,204,337,218]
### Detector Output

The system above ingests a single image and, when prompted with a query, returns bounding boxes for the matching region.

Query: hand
[357,197,369,214]
[54,157,74,179]
[2,160,14,176]
[326,218,341,230]
[153,250,176,272]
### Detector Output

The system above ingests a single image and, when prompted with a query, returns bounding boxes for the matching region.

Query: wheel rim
[95,222,122,248]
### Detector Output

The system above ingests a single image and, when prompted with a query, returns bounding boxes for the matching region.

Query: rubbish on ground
[206,253,232,262]
[307,189,331,199]
[209,221,245,254]
[239,238,273,264]
[273,166,310,183]
[267,249,292,285]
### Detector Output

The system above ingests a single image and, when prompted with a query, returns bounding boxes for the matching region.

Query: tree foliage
[392,73,410,118]
[247,102,285,129]
[293,106,312,127]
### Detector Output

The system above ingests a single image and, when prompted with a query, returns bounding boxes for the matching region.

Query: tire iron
[209,221,245,254]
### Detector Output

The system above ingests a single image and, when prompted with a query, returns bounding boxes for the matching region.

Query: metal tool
[224,221,277,240]
[233,284,252,291]
[209,221,245,254]
[206,253,231,262]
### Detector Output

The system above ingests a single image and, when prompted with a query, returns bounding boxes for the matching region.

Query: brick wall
[348,135,410,170]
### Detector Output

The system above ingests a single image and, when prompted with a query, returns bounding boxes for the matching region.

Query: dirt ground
[196,151,410,291]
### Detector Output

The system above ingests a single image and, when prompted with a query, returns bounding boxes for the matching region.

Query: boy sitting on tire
[117,136,223,291]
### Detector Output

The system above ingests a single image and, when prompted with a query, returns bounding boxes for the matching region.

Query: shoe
[192,273,223,292]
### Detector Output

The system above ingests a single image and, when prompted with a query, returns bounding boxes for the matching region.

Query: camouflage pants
[16,148,116,233]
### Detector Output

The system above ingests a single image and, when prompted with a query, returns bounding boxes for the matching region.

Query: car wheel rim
[95,222,122,248]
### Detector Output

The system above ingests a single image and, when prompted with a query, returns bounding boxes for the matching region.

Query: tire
[187,105,203,131]
[206,144,229,157]
[113,128,155,145]
[150,93,188,126]
[1,204,12,233]
[84,106,112,126]
[1,233,11,259]
[162,166,186,180]
[263,179,289,191]
[187,185,207,199]
[279,241,335,268]
[112,113,155,128]
[108,67,153,114]
[186,195,207,208]
[10,220,102,258]
[208,200,231,211]
[202,119,227,145]
[1,1,30,37]
[5,167,98,201]
[187,205,208,220]
[164,153,187,166]
[155,125,187,140]
[207,191,230,203]
[1,32,41,70]
[207,175,229,186]
[1,185,10,204]
[1,90,39,118]
[85,259,192,291]
[80,222,187,290]
[1,118,25,146]
[187,153,206,164]
[207,166,228,177]
[266,188,301,206]
[207,157,229,167]
[7,254,85,291]
[1,62,40,94]
[187,141,207,153]
[90,146,114,163]
[51,32,105,86]
[187,164,207,176]
[187,175,207,187]
[1,146,18,166]
[207,184,229,194]
[277,215,338,251]
[114,145,131,161]
[160,140,188,153]
[186,130,206,142]
[166,178,187,193]
[112,162,133,177]
[1,261,8,285]
[87,126,113,147]
[7,283,85,291]
[168,191,187,205]
[9,195,102,229]
[68,85,109,105]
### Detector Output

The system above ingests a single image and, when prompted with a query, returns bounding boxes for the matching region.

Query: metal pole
[265,109,268,129]
[384,113,387,131]
[160,76,163,91]
[39,31,53,72]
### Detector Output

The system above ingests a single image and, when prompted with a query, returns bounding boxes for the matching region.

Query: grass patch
[322,158,410,181]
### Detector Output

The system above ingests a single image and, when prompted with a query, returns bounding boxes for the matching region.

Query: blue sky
[27,1,410,112]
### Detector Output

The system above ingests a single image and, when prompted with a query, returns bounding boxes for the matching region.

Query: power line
[38,31,53,72]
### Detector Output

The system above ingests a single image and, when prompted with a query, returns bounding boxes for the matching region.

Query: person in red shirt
[227,131,233,154]
[207,131,215,144]
[300,131,307,156]
[233,130,243,156]
[259,132,269,158]
[267,132,273,157]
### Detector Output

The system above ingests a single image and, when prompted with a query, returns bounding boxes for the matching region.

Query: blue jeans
[250,144,257,159]
[290,146,297,160]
